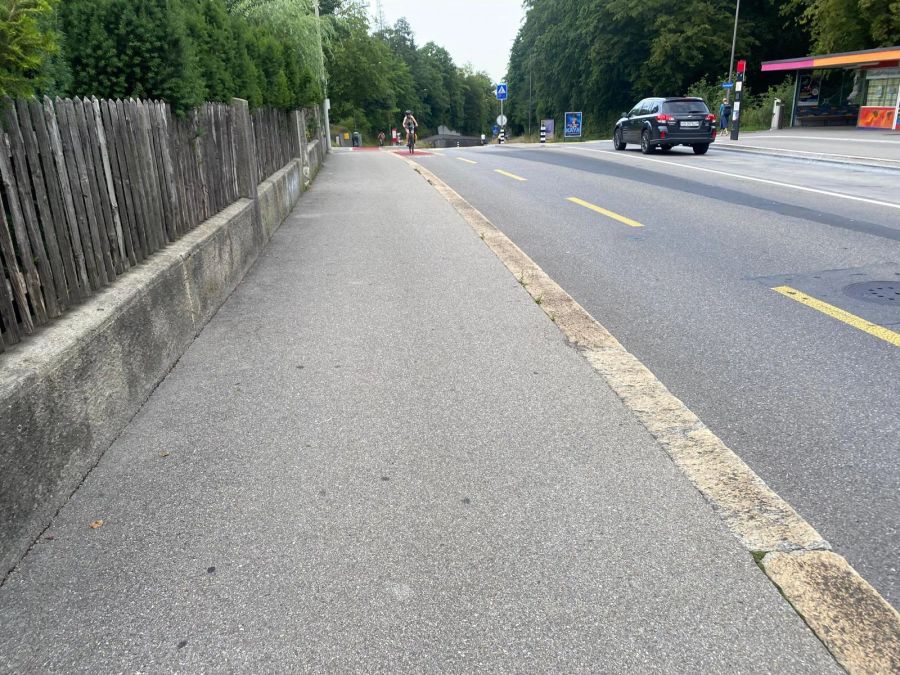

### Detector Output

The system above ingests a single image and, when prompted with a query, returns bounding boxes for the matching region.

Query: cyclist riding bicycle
[402,110,418,143]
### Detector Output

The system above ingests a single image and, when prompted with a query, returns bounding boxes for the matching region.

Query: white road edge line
[561,145,900,211]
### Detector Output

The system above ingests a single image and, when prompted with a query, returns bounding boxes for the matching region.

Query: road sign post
[730,60,746,140]
[496,83,508,145]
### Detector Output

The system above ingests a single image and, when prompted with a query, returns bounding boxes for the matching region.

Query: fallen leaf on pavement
[89,520,104,529]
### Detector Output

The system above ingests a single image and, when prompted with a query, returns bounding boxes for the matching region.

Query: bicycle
[406,125,416,154]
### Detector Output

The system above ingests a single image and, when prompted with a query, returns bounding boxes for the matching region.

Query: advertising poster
[797,73,820,107]
[564,112,582,138]
[542,119,555,136]
[858,107,896,129]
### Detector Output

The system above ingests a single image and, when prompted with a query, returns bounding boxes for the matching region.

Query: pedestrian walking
[719,98,732,133]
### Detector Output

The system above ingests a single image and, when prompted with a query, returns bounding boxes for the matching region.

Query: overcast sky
[368,0,525,83]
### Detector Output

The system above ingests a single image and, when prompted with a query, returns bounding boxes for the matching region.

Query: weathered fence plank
[5,101,64,316]
[45,97,91,294]
[69,98,114,283]
[176,117,193,228]
[205,105,220,215]
[28,98,82,301]
[193,109,210,220]
[0,245,19,349]
[147,102,174,241]
[100,100,138,266]
[117,100,151,257]
[92,98,127,271]
[132,100,163,250]
[170,117,192,233]
[155,103,183,237]
[60,98,106,287]
[15,99,71,311]
[78,98,120,278]
[0,125,49,324]
[174,115,196,230]
[0,202,31,336]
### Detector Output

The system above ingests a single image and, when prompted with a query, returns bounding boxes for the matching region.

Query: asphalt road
[415,141,900,606]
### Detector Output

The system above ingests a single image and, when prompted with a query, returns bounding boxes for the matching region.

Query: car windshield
[663,100,709,114]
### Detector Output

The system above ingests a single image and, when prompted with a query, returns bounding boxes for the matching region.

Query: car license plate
[681,121,700,128]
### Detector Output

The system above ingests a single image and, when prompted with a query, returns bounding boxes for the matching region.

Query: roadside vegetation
[504,0,899,137]
[2,0,894,139]
[0,0,495,140]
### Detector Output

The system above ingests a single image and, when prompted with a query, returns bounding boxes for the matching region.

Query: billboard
[564,112,583,138]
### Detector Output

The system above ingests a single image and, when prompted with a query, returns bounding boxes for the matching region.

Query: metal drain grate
[843,281,900,305]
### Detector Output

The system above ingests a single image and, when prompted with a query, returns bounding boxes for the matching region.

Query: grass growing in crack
[751,550,767,566]
[535,294,544,306]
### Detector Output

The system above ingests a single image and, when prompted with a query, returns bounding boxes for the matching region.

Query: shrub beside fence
[0,97,321,353]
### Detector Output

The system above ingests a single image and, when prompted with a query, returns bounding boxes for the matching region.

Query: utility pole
[726,0,740,104]
[314,0,332,152]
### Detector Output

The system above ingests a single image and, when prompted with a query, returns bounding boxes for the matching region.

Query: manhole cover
[843,281,900,305]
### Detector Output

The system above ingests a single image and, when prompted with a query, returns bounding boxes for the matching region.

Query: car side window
[629,101,643,117]
[648,101,660,114]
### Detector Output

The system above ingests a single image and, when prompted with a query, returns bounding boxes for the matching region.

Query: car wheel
[613,128,626,151]
[692,143,710,155]
[640,129,655,154]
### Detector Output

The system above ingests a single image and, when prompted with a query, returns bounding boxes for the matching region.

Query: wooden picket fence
[252,107,299,182]
[0,97,314,353]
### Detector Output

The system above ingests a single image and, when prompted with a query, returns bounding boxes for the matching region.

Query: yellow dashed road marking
[772,286,900,347]
[566,197,645,228]
[494,169,527,181]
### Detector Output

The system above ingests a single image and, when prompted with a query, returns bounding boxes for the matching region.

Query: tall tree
[787,0,899,52]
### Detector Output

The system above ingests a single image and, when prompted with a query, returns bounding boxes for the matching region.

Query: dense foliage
[327,9,496,137]
[504,0,899,136]
[0,0,60,97]
[56,0,321,112]
[0,0,495,137]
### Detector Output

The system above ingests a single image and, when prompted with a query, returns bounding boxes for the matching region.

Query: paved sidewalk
[0,152,838,672]
[715,127,900,168]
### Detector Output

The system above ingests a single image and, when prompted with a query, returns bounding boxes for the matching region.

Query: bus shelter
[762,46,900,130]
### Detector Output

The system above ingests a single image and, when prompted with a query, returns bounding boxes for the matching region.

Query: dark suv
[613,97,716,155]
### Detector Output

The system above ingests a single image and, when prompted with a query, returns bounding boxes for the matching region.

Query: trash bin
[352,131,362,147]
[771,99,784,130]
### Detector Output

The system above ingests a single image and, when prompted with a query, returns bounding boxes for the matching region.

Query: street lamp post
[726,0,740,104]
[313,0,332,152]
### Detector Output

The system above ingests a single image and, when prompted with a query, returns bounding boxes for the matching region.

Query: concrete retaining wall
[0,152,322,581]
